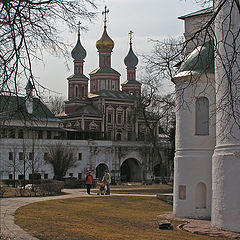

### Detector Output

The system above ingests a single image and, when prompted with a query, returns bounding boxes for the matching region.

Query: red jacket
[86,174,93,185]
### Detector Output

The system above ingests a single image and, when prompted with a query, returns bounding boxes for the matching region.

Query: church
[0,7,171,183]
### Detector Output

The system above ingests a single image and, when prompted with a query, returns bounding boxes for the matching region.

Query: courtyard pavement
[1,189,240,240]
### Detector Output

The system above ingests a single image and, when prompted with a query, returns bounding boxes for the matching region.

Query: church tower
[65,22,89,114]
[90,6,120,93]
[121,31,141,97]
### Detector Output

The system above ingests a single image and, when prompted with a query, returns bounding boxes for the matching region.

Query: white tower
[172,41,216,219]
[211,0,240,232]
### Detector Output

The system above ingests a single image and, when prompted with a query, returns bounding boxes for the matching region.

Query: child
[97,182,106,195]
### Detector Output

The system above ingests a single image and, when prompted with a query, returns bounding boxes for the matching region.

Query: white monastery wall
[173,73,215,219]
[211,0,240,232]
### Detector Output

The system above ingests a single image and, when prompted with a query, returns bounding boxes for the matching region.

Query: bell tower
[65,22,89,114]
[121,31,141,97]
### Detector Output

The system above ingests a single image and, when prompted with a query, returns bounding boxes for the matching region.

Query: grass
[107,184,173,195]
[15,196,219,240]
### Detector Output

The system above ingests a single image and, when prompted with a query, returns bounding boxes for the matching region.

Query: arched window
[75,86,79,98]
[195,182,207,209]
[82,86,85,98]
[195,97,209,135]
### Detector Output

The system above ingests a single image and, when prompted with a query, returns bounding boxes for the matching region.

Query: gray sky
[33,0,203,99]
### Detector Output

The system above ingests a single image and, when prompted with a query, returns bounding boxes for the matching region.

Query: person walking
[102,170,111,195]
[85,171,93,195]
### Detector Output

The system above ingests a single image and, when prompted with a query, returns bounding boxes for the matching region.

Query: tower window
[108,113,112,124]
[75,86,79,98]
[195,97,209,135]
[82,86,85,98]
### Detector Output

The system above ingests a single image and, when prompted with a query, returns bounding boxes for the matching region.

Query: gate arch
[96,163,108,179]
[120,158,142,182]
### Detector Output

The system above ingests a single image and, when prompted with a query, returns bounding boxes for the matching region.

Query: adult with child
[102,170,111,195]
[85,170,93,195]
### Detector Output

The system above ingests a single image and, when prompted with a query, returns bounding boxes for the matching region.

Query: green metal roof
[65,104,102,118]
[90,89,136,100]
[67,73,89,80]
[175,41,214,77]
[178,7,213,20]
[0,95,61,122]
[89,67,121,75]
[122,79,141,85]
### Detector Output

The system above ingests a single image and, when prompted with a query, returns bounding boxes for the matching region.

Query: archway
[154,164,161,176]
[120,158,142,182]
[96,163,108,179]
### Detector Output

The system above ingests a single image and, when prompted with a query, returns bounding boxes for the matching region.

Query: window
[9,152,13,160]
[44,173,48,179]
[47,131,51,139]
[9,129,15,138]
[107,131,112,140]
[19,152,24,160]
[117,114,122,124]
[78,173,82,179]
[38,131,43,139]
[82,86,85,97]
[18,129,24,139]
[128,132,132,141]
[44,152,48,160]
[75,85,79,97]
[29,152,34,160]
[9,174,13,180]
[78,153,82,161]
[18,174,24,180]
[195,97,209,135]
[69,173,73,177]
[107,113,112,124]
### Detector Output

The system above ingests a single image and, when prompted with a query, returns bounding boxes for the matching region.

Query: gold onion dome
[96,27,114,51]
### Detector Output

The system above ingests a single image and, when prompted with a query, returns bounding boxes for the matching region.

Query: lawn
[15,196,219,240]
[108,184,173,195]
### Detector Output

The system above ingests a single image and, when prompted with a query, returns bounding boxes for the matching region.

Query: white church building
[173,0,240,233]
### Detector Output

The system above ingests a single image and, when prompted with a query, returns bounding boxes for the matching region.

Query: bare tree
[135,72,175,179]
[45,142,77,180]
[47,95,65,115]
[0,0,97,98]
[143,0,240,135]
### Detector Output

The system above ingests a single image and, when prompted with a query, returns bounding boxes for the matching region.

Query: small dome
[124,45,138,68]
[71,38,87,61]
[96,27,114,51]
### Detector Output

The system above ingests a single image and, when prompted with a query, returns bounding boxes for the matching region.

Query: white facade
[174,2,240,232]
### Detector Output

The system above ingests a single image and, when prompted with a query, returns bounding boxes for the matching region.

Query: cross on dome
[129,30,133,46]
[102,5,109,28]
[77,21,81,40]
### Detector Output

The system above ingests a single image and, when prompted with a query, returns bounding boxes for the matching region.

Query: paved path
[0,189,154,240]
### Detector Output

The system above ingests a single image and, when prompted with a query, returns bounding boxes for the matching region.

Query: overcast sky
[33,0,204,99]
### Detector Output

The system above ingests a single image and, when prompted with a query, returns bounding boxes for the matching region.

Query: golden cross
[102,6,109,28]
[129,30,133,45]
[77,21,81,40]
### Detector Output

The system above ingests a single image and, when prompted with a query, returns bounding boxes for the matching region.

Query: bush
[64,177,97,189]
[35,180,64,195]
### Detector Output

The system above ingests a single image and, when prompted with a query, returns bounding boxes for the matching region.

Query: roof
[88,90,136,100]
[122,79,142,85]
[64,104,102,118]
[0,95,61,122]
[67,73,89,80]
[89,67,120,75]
[178,7,213,20]
[174,41,214,78]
